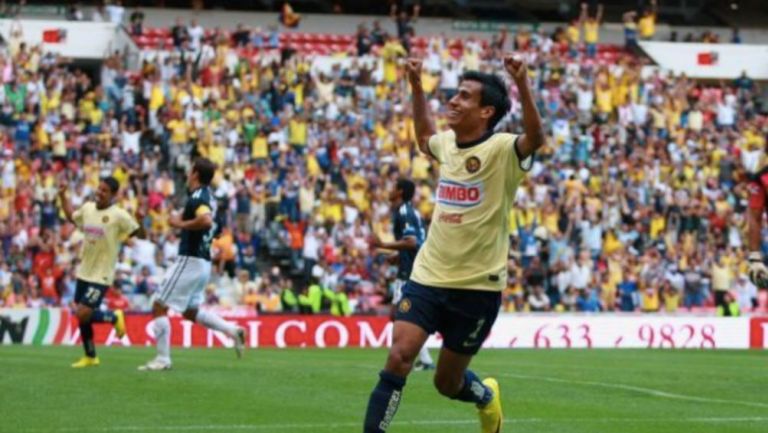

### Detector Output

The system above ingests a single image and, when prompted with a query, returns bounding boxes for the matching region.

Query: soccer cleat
[137,358,172,371]
[114,309,126,338]
[478,378,502,433]
[71,356,100,368]
[234,327,246,359]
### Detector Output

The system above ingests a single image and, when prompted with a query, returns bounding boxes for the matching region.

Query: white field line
[501,372,768,409]
[30,416,768,432]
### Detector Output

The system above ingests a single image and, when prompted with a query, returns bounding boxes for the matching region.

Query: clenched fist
[503,54,528,85]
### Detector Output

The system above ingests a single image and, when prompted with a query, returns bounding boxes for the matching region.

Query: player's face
[96,182,113,207]
[187,168,198,188]
[446,80,493,132]
[389,187,401,205]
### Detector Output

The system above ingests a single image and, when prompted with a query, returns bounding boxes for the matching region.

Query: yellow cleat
[114,310,126,338]
[71,356,100,368]
[478,378,502,433]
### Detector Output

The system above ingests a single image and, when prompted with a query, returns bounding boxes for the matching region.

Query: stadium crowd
[0,4,766,316]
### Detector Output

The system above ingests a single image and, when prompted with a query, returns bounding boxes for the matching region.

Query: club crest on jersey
[436,179,483,208]
[465,156,481,173]
[102,216,109,223]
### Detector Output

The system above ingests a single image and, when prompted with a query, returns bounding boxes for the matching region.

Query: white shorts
[155,256,211,312]
[392,279,407,304]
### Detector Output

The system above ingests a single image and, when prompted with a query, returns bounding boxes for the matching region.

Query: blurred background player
[139,158,245,371]
[58,177,145,368]
[747,164,768,290]
[372,178,434,371]
[362,55,544,433]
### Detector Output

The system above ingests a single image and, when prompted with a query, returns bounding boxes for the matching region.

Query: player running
[363,55,544,433]
[59,177,145,368]
[138,158,245,371]
[372,178,434,371]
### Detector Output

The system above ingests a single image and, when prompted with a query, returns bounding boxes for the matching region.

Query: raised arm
[57,180,76,225]
[405,58,437,159]
[504,55,545,159]
[579,2,588,25]
[596,3,605,23]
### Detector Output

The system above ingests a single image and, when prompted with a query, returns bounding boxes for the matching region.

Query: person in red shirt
[106,287,131,311]
[39,267,59,305]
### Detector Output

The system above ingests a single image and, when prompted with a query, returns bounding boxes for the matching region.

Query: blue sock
[363,370,406,433]
[91,310,116,324]
[451,370,493,407]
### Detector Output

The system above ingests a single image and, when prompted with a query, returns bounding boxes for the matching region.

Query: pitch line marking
[502,372,768,409]
[35,416,768,432]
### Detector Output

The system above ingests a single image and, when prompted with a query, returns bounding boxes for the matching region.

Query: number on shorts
[85,287,100,304]
[468,318,486,341]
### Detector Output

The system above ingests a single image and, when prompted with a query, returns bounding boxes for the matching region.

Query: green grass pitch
[1,346,767,433]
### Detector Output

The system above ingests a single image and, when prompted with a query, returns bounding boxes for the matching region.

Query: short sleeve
[511,135,534,172]
[427,131,452,163]
[120,210,140,239]
[72,203,87,228]
[195,204,212,217]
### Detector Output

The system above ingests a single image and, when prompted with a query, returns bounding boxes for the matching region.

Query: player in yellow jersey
[581,2,604,59]
[363,56,544,433]
[58,177,145,368]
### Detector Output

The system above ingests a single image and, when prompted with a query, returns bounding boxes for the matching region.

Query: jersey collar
[456,130,494,149]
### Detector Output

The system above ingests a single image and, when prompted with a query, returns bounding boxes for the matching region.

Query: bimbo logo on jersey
[436,179,483,208]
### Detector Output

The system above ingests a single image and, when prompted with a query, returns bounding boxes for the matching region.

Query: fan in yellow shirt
[381,36,407,84]
[58,176,145,369]
[638,2,657,40]
[361,56,545,432]
[581,2,603,58]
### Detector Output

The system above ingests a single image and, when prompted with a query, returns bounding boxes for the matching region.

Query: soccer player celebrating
[139,158,245,371]
[372,178,434,371]
[363,55,544,433]
[59,177,145,368]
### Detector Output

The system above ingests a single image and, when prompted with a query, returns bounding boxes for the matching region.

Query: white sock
[195,310,238,337]
[418,345,433,365]
[153,316,171,363]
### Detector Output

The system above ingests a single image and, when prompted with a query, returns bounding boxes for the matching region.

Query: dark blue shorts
[74,279,109,309]
[395,280,501,355]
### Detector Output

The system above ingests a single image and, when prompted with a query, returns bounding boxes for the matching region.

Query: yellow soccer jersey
[410,131,531,291]
[73,202,139,286]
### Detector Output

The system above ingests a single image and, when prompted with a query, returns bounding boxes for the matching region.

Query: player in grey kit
[373,178,434,370]
[139,158,245,371]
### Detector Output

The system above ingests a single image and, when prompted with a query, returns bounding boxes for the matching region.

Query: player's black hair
[460,71,511,130]
[101,177,120,194]
[193,158,217,186]
[396,178,415,202]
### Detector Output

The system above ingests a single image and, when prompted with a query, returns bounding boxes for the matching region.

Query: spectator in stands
[66,3,84,21]
[731,28,741,44]
[356,24,373,56]
[581,3,603,58]
[638,0,658,41]
[129,10,145,36]
[105,0,125,25]
[528,285,550,312]
[171,17,189,48]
